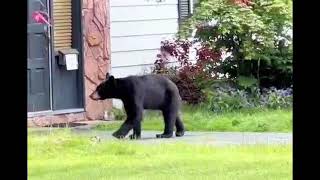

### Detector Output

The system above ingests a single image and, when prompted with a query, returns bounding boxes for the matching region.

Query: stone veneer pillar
[82,0,112,120]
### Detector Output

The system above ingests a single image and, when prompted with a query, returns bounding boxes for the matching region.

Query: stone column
[82,0,112,120]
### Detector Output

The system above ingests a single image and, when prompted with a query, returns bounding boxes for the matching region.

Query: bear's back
[120,74,180,109]
[132,74,178,93]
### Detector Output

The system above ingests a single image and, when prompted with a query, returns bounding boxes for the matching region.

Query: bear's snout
[89,91,101,100]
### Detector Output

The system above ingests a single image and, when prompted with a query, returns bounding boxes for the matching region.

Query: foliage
[237,76,258,89]
[153,0,292,105]
[206,86,253,112]
[178,0,292,88]
[205,85,292,112]
[111,108,126,120]
[260,87,293,109]
[153,39,223,104]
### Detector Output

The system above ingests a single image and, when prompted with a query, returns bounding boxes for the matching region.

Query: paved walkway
[29,123,292,146]
[74,130,291,146]
[71,124,291,146]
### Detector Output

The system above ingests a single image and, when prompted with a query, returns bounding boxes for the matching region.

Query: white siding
[111,5,178,22]
[110,0,179,108]
[111,19,178,37]
[112,49,159,67]
[111,34,175,52]
[110,0,178,7]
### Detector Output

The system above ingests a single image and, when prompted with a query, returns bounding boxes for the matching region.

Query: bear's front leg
[112,120,133,139]
[129,133,141,140]
[128,107,143,140]
[129,122,142,140]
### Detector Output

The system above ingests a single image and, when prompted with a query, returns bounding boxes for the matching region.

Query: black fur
[90,73,185,139]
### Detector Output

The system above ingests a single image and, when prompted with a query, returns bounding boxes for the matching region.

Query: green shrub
[111,108,126,120]
[205,85,292,112]
[179,0,292,88]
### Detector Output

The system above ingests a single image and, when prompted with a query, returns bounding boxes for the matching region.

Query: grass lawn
[95,107,292,132]
[28,130,292,180]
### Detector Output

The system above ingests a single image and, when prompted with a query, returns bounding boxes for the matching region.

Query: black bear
[90,73,185,139]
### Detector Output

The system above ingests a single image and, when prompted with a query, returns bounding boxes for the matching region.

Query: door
[27,0,51,112]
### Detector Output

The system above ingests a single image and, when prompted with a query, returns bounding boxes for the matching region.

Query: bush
[169,74,206,104]
[153,39,223,104]
[206,86,252,113]
[260,87,293,109]
[153,0,292,104]
[206,85,292,112]
[179,0,293,88]
[111,108,126,120]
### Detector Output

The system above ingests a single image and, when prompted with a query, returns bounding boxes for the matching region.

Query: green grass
[95,107,292,132]
[28,130,292,180]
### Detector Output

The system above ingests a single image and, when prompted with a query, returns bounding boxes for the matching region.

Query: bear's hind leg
[175,116,185,137]
[156,109,176,138]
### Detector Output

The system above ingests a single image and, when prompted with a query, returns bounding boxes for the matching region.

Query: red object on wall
[32,11,51,26]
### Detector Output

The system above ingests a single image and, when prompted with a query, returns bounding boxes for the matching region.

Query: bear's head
[89,73,117,101]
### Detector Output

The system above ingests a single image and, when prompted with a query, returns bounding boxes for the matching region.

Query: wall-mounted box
[57,49,79,71]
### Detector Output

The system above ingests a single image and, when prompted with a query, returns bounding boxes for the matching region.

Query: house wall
[109,0,179,108]
[110,0,179,78]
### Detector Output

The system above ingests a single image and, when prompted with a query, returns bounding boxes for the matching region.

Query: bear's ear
[108,76,117,86]
[106,72,110,79]
[109,75,115,81]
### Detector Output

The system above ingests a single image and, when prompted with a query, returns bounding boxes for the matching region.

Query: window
[178,0,191,24]
[52,0,72,51]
